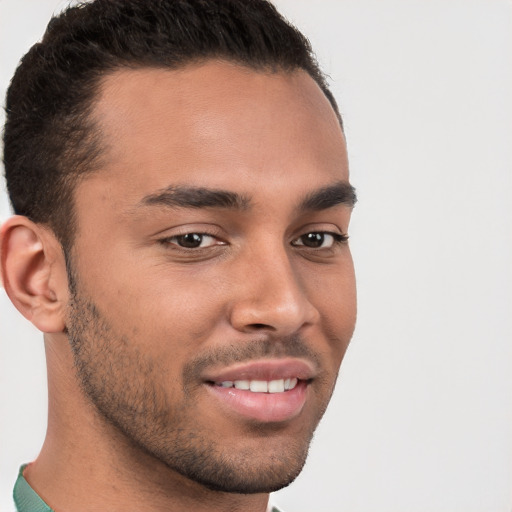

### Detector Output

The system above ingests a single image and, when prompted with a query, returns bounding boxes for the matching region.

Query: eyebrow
[140,185,250,210]
[298,181,357,211]
[138,181,357,212]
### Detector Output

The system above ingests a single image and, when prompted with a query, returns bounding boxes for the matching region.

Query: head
[1,0,356,497]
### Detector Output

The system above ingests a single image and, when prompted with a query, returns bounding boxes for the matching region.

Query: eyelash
[291,231,349,249]
[159,232,224,250]
[158,231,348,251]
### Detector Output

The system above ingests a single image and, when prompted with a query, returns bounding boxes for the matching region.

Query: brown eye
[300,233,326,248]
[292,232,347,249]
[163,233,220,249]
[175,233,204,248]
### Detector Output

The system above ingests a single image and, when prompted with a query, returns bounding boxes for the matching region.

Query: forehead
[84,61,348,208]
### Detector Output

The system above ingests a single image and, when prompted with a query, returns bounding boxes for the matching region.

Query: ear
[1,216,69,333]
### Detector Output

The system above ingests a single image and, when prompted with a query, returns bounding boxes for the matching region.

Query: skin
[1,61,356,512]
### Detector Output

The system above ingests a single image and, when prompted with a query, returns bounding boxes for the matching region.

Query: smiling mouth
[212,378,300,393]
[200,358,316,422]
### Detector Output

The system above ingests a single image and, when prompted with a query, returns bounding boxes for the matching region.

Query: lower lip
[205,380,308,423]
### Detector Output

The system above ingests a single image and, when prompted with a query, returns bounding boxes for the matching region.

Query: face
[66,61,356,493]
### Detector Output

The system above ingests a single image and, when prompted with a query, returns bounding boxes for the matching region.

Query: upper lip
[202,358,317,383]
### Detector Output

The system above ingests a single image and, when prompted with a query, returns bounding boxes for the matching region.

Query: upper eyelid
[154,221,347,241]
[156,228,347,239]
[154,224,225,238]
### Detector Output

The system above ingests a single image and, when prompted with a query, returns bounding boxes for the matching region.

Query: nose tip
[228,268,319,336]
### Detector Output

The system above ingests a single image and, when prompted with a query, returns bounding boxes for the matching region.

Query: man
[1,0,356,510]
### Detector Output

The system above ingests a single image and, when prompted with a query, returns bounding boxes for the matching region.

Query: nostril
[248,323,274,330]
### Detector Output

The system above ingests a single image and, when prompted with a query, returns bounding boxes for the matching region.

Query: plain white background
[1,1,511,511]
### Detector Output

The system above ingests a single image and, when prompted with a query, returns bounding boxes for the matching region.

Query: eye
[292,232,347,249]
[163,233,222,249]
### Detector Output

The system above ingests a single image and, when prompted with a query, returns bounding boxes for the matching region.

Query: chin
[169,444,310,494]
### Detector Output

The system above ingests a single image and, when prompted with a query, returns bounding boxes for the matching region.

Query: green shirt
[13,465,54,512]
[13,465,283,512]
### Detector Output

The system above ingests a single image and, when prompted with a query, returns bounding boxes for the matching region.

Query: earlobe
[1,216,68,333]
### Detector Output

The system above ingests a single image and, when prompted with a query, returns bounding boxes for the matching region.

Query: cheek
[305,261,357,356]
[74,254,226,367]
[127,281,219,335]
[306,254,356,313]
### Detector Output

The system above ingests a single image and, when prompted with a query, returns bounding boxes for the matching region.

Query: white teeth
[284,378,298,390]
[216,378,299,393]
[234,380,250,390]
[250,380,268,392]
[268,379,285,393]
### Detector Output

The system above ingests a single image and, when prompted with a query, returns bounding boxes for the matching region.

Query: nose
[228,246,319,336]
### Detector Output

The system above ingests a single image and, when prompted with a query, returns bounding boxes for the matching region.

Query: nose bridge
[229,239,318,334]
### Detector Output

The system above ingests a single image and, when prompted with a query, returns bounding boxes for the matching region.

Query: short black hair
[3,0,342,250]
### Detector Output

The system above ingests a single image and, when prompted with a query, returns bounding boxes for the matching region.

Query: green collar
[13,465,54,512]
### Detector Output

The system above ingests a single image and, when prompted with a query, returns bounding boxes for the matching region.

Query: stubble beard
[65,278,334,494]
